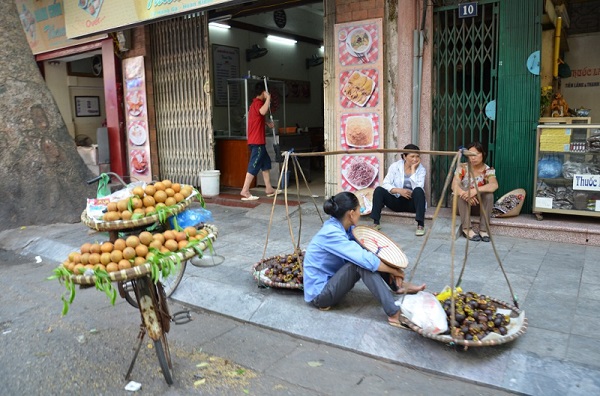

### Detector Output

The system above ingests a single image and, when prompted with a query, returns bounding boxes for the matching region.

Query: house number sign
[458,2,478,18]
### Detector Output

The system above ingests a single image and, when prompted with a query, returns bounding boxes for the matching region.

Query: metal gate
[431,0,499,206]
[150,14,214,187]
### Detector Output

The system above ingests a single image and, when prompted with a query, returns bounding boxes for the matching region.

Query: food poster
[123,56,152,182]
[335,19,384,192]
[341,155,380,191]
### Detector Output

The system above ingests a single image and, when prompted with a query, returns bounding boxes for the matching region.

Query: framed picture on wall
[74,96,101,117]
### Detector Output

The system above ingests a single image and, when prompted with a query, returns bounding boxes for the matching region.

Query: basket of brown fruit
[81,180,198,231]
[400,291,528,348]
[252,250,304,289]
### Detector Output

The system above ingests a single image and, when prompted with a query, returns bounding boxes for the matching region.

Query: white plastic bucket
[200,170,220,197]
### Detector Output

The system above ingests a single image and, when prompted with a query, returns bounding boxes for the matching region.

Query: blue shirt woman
[303,192,425,327]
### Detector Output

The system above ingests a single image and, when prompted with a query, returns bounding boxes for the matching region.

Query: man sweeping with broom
[240,82,281,201]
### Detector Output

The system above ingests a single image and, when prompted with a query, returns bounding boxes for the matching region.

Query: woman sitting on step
[303,192,425,328]
[452,141,498,242]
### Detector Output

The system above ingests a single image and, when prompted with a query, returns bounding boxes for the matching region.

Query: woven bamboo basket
[80,199,190,231]
[399,295,528,347]
[352,226,408,269]
[252,254,304,290]
[67,224,218,285]
[492,188,526,218]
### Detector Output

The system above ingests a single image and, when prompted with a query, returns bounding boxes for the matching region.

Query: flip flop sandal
[388,319,410,330]
[241,195,259,201]
[266,190,283,197]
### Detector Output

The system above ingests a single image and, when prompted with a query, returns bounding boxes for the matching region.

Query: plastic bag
[359,193,373,215]
[397,291,448,335]
[169,207,213,229]
[537,155,563,179]
[96,173,111,198]
[86,198,110,221]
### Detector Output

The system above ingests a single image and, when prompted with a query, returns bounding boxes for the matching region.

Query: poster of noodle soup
[341,155,381,191]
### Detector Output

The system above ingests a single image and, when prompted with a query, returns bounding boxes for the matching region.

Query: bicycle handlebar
[86,172,129,187]
[86,175,103,185]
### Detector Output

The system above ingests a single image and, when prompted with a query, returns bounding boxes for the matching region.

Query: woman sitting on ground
[452,142,498,242]
[303,192,425,327]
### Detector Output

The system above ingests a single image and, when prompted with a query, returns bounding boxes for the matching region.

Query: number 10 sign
[458,2,478,18]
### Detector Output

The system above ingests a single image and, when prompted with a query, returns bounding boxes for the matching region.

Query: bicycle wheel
[154,334,173,385]
[136,277,174,384]
[159,259,187,298]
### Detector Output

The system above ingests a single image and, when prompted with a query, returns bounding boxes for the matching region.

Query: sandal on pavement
[388,313,409,329]
[266,190,283,197]
[462,229,481,242]
[415,225,425,236]
[241,195,259,201]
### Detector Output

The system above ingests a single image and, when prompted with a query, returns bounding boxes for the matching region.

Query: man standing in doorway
[240,83,280,200]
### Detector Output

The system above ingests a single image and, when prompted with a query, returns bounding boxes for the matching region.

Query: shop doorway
[207,2,325,197]
[430,0,499,206]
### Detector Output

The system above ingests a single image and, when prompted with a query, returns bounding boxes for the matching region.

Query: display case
[533,121,600,219]
[222,78,286,137]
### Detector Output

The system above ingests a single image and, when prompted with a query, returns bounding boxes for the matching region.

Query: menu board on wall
[212,45,240,107]
[334,19,384,193]
[123,56,152,183]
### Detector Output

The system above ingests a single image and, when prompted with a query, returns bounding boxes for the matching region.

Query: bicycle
[83,172,214,384]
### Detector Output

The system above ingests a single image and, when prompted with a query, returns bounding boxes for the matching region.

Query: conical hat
[352,226,408,269]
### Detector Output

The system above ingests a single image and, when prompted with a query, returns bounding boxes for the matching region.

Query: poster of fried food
[335,18,383,193]
[123,56,152,181]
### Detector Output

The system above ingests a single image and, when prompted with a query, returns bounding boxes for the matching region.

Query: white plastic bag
[397,291,448,334]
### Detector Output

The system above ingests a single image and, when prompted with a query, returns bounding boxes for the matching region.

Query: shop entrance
[207,2,325,197]
[430,0,500,207]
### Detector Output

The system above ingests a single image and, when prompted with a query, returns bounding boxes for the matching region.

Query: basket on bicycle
[81,199,191,231]
[252,250,304,290]
[66,224,219,285]
[68,248,198,285]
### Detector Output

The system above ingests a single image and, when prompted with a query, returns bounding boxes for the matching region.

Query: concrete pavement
[1,199,599,395]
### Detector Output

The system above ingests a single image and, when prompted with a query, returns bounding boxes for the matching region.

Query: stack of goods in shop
[587,129,600,152]
[539,128,571,152]
[253,250,304,289]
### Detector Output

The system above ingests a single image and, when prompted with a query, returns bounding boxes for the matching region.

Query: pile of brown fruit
[62,226,212,274]
[101,180,195,222]
[264,251,304,284]
[441,291,511,341]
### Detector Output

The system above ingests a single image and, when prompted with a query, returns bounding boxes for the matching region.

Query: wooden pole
[288,148,475,157]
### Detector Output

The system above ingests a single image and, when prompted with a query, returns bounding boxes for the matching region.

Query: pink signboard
[335,18,384,192]
[123,56,152,182]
